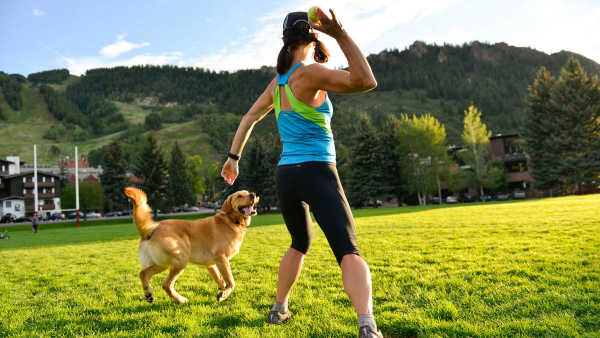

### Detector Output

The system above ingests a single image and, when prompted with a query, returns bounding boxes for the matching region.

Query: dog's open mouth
[239,202,257,216]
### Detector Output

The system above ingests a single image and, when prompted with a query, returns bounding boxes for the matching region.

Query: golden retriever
[124,187,258,303]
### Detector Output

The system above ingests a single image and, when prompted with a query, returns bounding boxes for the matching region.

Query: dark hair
[276,22,330,74]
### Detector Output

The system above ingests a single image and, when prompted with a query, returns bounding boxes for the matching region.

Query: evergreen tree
[459,105,492,197]
[167,142,195,208]
[133,134,167,216]
[378,114,406,204]
[237,135,280,212]
[524,67,561,192]
[100,140,129,211]
[348,118,385,208]
[551,58,600,192]
[144,112,162,131]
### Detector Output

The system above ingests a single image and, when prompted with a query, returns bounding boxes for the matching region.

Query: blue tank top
[274,62,336,165]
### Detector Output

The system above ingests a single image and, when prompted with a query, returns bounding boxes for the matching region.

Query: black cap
[283,11,310,36]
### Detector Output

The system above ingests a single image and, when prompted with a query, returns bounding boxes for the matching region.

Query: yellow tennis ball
[308,6,321,24]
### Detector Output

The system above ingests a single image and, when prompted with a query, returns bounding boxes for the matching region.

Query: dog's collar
[228,214,247,227]
[143,228,156,240]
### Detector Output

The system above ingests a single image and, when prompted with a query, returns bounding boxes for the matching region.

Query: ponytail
[277,19,330,74]
[277,44,294,75]
[313,38,330,64]
[276,34,330,74]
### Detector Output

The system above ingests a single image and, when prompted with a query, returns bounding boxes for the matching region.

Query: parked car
[104,211,121,217]
[480,195,492,202]
[461,193,476,203]
[67,212,84,219]
[86,212,101,218]
[430,197,441,205]
[496,194,510,201]
[172,206,185,213]
[446,196,458,204]
[120,210,132,216]
[48,212,66,221]
[15,216,32,223]
[0,213,16,223]
[514,191,526,199]
[184,206,200,212]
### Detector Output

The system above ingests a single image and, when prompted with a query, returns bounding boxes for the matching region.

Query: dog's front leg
[215,257,235,302]
[207,264,227,290]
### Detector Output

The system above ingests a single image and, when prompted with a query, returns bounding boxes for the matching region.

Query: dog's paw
[217,289,232,302]
[145,293,154,303]
[175,296,188,304]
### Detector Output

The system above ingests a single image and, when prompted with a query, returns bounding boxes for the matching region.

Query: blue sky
[1,0,599,76]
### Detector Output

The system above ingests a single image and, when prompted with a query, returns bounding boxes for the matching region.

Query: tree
[348,117,386,208]
[482,159,508,193]
[203,161,221,203]
[186,155,206,197]
[60,182,104,221]
[524,67,561,192]
[167,142,195,208]
[236,136,280,212]
[133,134,167,216]
[398,113,448,205]
[100,140,129,211]
[144,112,162,131]
[550,58,600,193]
[525,58,600,194]
[459,105,492,197]
[378,115,406,205]
[49,145,61,159]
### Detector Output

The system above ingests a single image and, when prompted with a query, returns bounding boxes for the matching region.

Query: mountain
[1,41,599,165]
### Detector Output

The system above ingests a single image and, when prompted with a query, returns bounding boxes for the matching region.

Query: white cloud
[64,52,184,75]
[59,0,600,76]
[193,0,460,71]
[99,35,150,58]
[33,8,45,16]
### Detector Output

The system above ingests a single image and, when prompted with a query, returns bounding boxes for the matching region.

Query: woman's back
[274,62,335,165]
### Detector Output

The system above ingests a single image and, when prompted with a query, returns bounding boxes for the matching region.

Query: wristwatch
[227,152,240,161]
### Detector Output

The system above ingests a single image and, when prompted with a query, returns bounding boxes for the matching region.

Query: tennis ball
[308,6,321,24]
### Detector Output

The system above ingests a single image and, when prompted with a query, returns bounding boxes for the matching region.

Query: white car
[446,196,458,204]
[86,212,101,218]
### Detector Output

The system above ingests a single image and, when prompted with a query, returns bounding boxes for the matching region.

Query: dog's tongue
[243,205,255,216]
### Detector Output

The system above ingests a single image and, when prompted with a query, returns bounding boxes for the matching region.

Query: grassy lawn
[1,195,598,337]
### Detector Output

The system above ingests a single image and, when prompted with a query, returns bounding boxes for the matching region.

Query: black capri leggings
[276,161,359,265]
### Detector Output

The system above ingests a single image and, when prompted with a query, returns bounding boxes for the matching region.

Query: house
[21,157,102,184]
[489,133,534,193]
[1,196,26,218]
[0,157,62,218]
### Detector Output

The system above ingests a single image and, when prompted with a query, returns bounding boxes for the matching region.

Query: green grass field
[1,195,599,337]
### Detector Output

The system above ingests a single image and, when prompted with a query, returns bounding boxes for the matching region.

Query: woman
[221,8,382,338]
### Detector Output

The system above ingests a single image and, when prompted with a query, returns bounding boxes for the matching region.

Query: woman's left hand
[221,158,239,185]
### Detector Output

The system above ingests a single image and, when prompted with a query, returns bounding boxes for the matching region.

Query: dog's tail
[124,187,158,239]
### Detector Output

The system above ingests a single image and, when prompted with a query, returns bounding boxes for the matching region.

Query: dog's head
[221,190,259,225]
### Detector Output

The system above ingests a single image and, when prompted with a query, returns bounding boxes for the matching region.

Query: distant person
[32,212,39,233]
[220,8,381,338]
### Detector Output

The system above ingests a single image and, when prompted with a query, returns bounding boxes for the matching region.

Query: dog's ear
[221,194,234,214]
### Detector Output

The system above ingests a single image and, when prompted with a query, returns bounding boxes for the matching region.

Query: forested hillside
[1,41,599,164]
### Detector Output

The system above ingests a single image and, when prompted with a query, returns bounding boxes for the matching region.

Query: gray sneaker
[267,310,293,325]
[359,325,383,338]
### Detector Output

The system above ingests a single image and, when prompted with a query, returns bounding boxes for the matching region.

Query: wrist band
[227,152,240,161]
